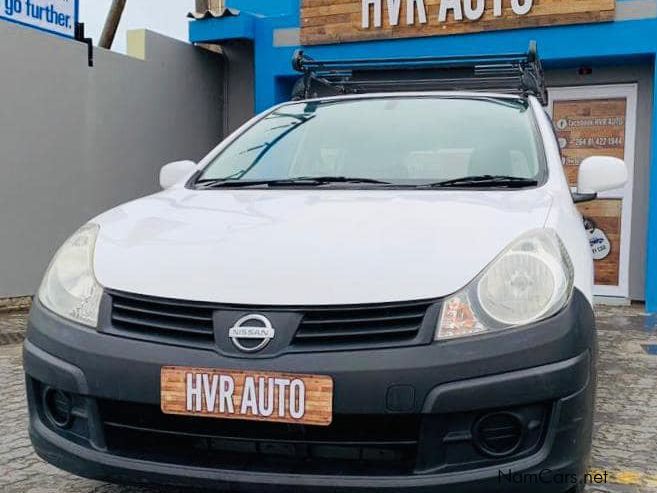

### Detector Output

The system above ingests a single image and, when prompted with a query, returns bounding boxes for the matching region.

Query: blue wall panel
[225,0,299,18]
[646,62,657,312]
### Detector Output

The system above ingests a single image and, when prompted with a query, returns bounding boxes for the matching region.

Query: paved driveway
[1,305,656,492]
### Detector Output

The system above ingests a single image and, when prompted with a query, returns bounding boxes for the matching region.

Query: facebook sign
[2,0,78,38]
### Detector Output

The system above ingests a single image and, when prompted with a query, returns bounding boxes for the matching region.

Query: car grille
[108,291,215,347]
[293,301,433,347]
[106,291,436,350]
[98,400,421,475]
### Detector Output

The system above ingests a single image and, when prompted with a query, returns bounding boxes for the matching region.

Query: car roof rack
[291,41,548,106]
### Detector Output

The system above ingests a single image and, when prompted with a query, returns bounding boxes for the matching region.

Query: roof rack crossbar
[291,41,548,106]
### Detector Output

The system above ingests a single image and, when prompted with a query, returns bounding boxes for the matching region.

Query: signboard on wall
[553,98,626,187]
[551,93,633,294]
[1,0,78,39]
[300,0,616,45]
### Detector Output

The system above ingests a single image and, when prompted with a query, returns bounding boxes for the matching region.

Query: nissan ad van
[24,49,627,492]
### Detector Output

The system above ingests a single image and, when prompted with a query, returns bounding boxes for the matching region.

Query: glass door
[548,84,637,299]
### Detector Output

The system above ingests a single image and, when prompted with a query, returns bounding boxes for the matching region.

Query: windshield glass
[196,97,544,187]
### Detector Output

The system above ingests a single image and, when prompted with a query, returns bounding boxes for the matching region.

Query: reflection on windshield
[230,111,317,181]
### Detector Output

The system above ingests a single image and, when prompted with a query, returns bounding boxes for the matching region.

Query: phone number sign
[2,0,78,38]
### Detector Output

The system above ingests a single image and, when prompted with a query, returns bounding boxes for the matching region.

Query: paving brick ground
[1,305,656,492]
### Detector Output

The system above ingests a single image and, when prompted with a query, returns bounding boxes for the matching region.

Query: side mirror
[160,160,197,189]
[573,156,628,203]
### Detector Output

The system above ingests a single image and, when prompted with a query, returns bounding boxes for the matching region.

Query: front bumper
[24,290,596,492]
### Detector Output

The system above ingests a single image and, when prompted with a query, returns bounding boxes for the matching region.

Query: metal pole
[195,0,209,13]
[99,0,127,49]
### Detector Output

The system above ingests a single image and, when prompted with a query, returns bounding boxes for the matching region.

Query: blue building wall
[190,2,657,310]
[226,0,300,18]
[648,62,657,312]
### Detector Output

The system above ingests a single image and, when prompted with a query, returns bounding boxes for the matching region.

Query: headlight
[38,223,103,327]
[436,229,573,340]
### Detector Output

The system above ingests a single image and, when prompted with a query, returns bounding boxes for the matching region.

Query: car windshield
[196,97,544,188]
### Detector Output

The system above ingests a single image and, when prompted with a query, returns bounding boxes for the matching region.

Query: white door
[548,84,637,299]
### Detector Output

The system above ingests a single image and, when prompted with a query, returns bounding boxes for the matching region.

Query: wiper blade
[196,179,307,189]
[196,176,392,188]
[290,176,392,185]
[423,175,538,189]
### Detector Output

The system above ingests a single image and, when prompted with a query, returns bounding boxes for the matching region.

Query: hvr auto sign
[300,0,614,44]
[361,0,533,28]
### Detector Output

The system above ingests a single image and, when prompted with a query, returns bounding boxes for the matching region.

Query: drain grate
[0,332,24,346]
[641,344,657,355]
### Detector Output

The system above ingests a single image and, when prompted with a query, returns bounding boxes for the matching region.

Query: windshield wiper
[290,176,392,185]
[422,175,538,189]
[196,176,392,189]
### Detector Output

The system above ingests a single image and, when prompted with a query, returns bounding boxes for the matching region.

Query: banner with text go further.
[2,0,78,38]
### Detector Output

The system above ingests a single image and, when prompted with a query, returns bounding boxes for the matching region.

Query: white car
[25,86,626,491]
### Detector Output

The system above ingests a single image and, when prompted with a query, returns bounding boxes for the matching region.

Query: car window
[198,97,543,185]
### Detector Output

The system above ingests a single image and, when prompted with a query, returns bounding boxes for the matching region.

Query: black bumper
[24,290,597,492]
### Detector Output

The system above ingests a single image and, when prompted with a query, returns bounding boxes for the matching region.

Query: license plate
[161,367,333,426]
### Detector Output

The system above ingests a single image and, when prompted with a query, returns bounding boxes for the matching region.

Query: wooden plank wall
[579,200,622,286]
[301,0,615,45]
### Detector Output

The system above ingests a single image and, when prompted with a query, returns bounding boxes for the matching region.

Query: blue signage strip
[1,0,79,39]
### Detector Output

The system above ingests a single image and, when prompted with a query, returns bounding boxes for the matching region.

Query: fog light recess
[472,412,525,458]
[43,387,73,429]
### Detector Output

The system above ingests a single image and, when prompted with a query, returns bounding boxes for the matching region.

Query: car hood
[93,188,553,305]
